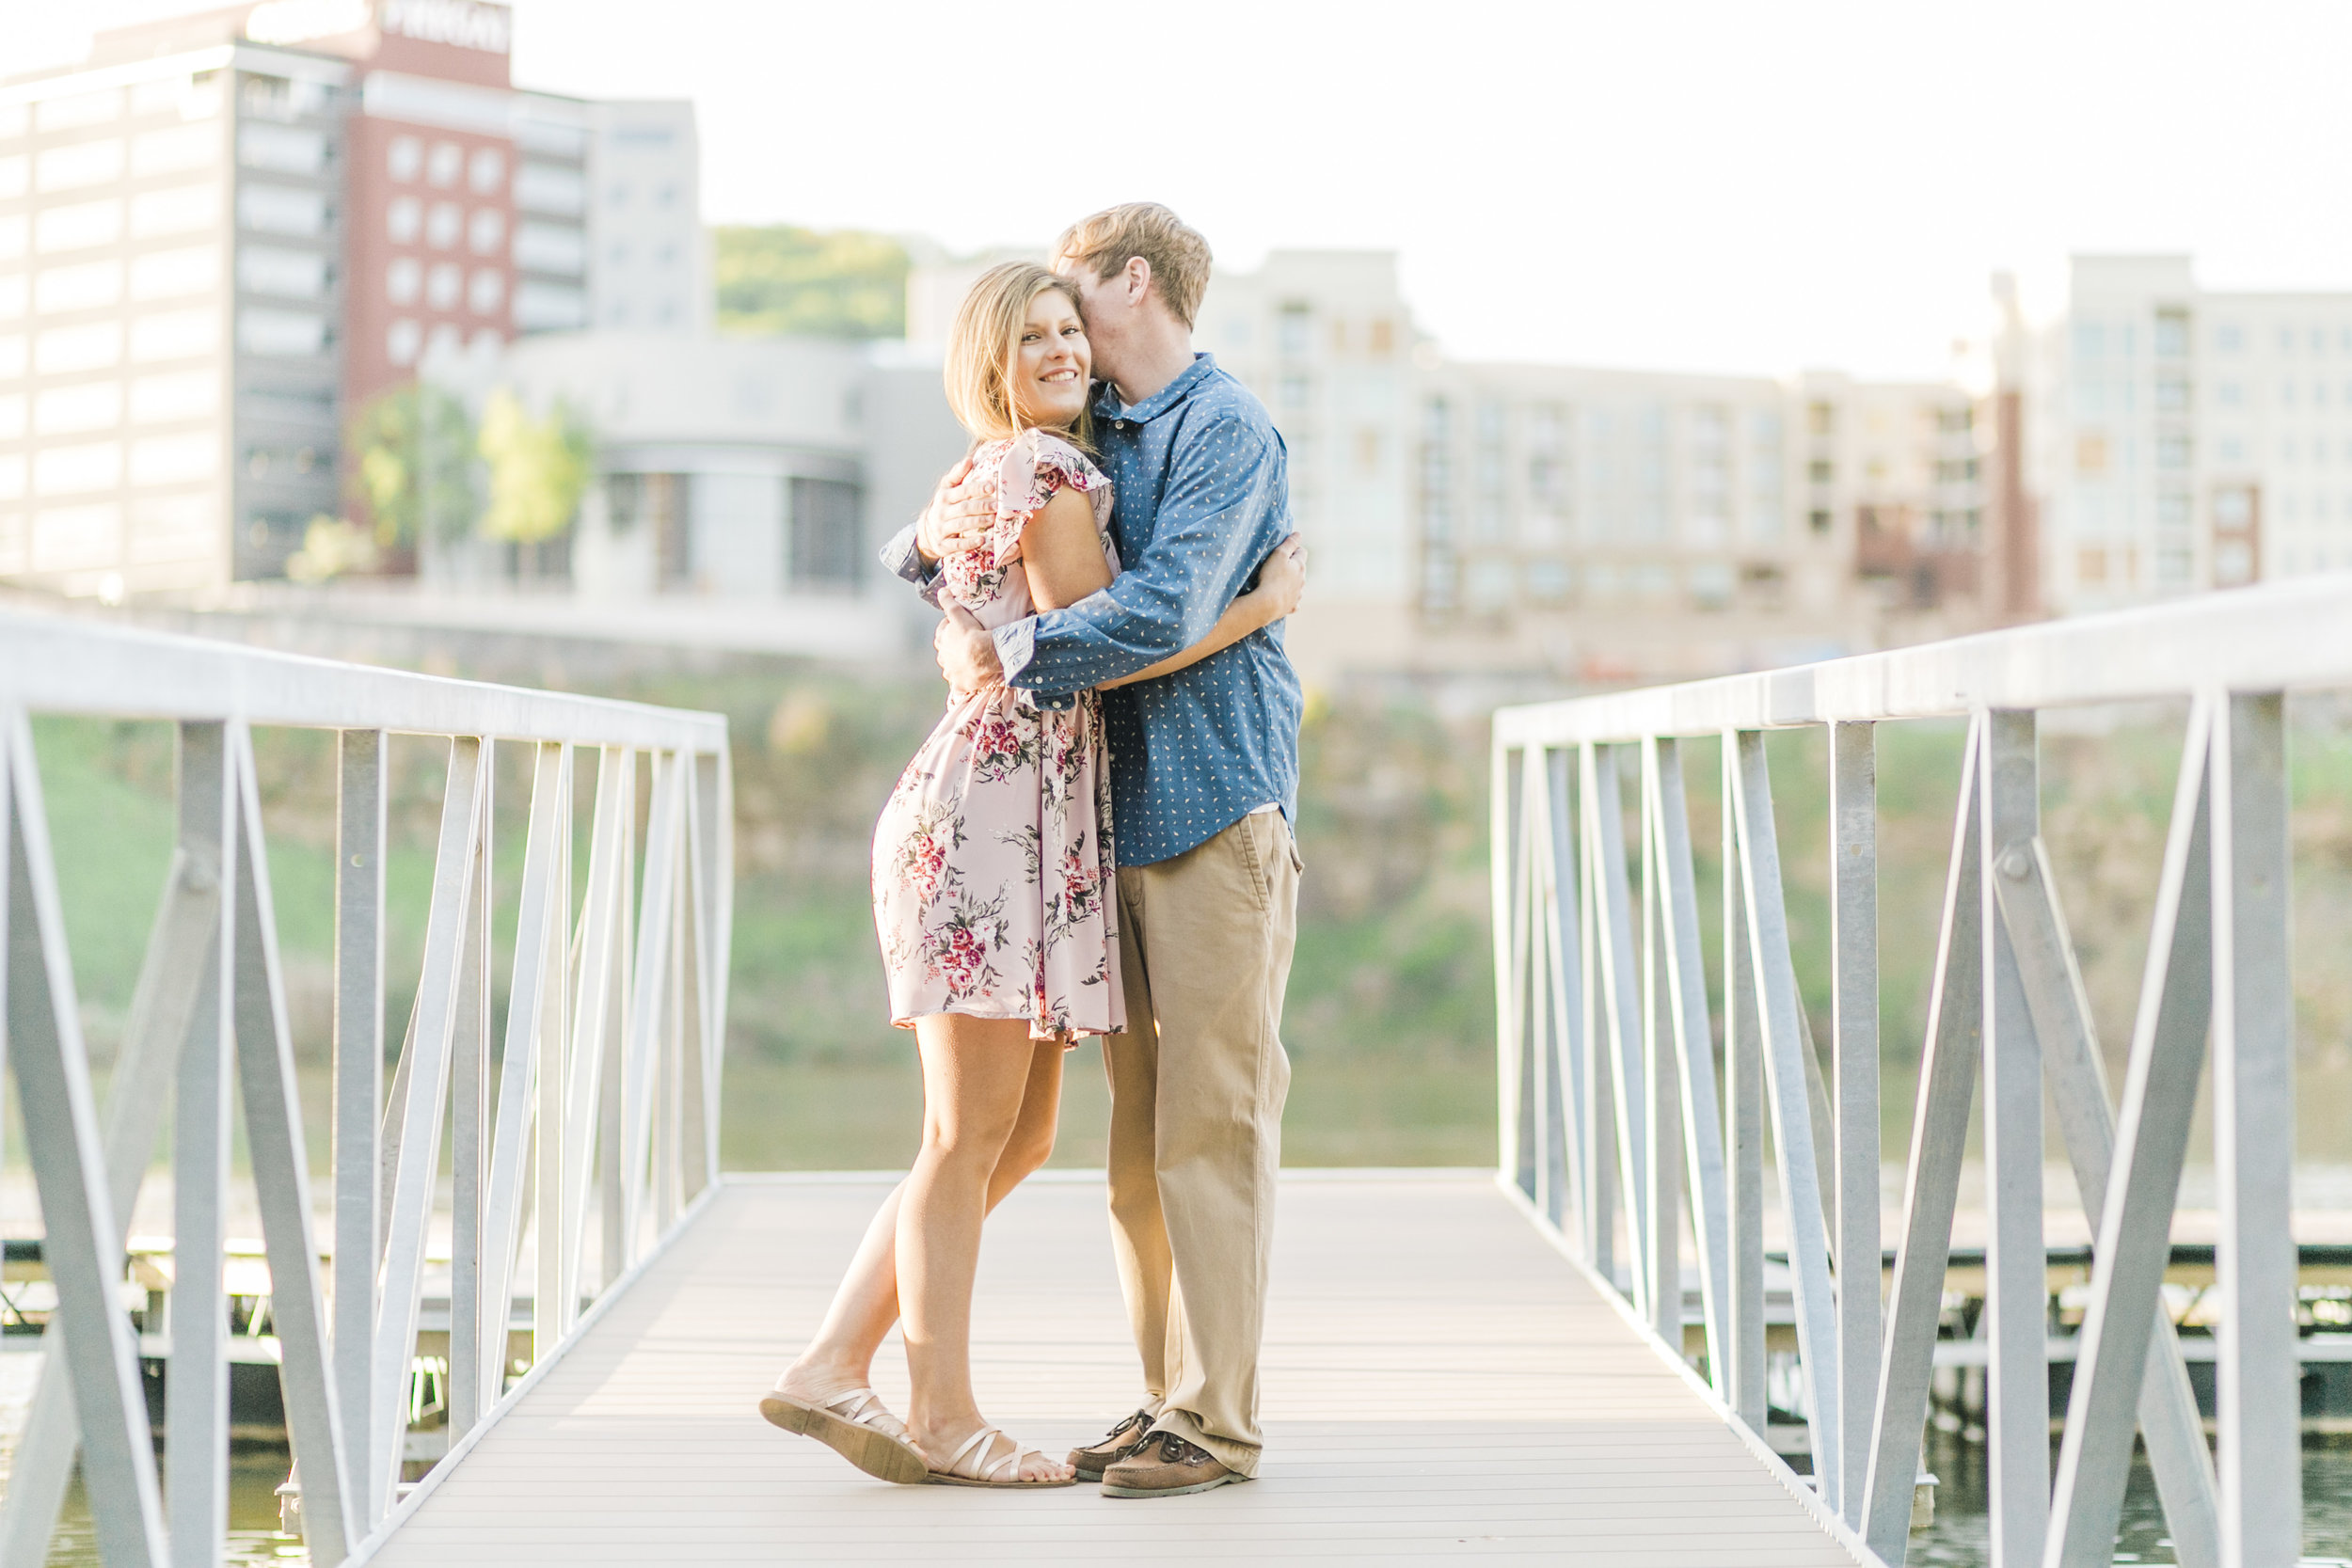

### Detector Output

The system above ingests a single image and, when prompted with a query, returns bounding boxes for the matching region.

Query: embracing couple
[757,204,1306,1497]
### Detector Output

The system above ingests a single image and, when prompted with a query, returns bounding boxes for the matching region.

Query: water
[1910,1428,2352,1565]
[0,1351,302,1567]
[43,1456,308,1567]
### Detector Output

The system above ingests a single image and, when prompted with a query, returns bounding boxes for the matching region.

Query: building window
[2156,376,2189,412]
[1475,402,1506,444]
[1526,558,1569,603]
[469,208,505,255]
[1367,318,1394,356]
[1278,303,1311,358]
[2215,324,2244,354]
[2156,434,2191,469]
[388,135,422,182]
[788,476,861,590]
[2074,323,2106,358]
[2075,434,2109,475]
[1689,560,1734,610]
[469,147,505,195]
[1423,397,1450,441]
[2077,546,2108,585]
[427,141,462,187]
[1279,374,1309,409]
[1807,458,1834,484]
[2153,308,2189,358]
[1808,508,1831,535]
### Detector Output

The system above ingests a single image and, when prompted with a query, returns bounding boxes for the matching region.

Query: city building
[0,0,697,598]
[2028,254,2352,614]
[903,247,2006,680]
[417,328,962,657]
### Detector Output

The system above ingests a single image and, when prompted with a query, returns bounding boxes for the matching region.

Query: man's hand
[934,603,1003,695]
[1254,534,1308,621]
[916,455,995,565]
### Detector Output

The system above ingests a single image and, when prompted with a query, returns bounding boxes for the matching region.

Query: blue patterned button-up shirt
[881,353,1302,866]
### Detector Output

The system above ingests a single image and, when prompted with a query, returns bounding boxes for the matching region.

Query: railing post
[448,742,494,1434]
[1829,720,1881,1528]
[1638,740,1684,1349]
[1540,746,1584,1240]
[168,722,234,1565]
[1979,710,2048,1568]
[1491,735,1518,1190]
[1723,733,1767,1431]
[2212,691,2298,1567]
[333,729,387,1527]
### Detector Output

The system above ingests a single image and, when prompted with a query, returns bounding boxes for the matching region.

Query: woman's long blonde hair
[943,261,1092,450]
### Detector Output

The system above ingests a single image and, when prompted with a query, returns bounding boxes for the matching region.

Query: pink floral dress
[872,428,1125,1041]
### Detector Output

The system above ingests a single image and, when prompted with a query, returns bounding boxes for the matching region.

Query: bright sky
[16,0,2352,380]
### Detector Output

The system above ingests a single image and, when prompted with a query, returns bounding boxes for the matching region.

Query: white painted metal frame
[1493,576,2348,1568]
[0,611,731,1568]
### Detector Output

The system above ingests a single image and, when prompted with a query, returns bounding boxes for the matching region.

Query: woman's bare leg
[778,1041,1064,1403]
[896,1018,1071,1481]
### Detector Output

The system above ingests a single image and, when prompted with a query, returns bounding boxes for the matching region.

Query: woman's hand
[1244,534,1308,625]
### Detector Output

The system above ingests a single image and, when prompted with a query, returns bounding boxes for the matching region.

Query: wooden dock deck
[360,1172,1861,1565]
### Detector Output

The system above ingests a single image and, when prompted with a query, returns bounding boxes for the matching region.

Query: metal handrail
[1490,575,2351,1568]
[0,609,733,1568]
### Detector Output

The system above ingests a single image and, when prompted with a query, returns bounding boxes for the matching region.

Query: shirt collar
[1093,352,1217,425]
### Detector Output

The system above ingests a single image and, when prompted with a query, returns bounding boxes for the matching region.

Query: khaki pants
[1104,809,1298,1478]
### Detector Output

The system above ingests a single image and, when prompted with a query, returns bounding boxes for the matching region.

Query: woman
[759,262,1304,1488]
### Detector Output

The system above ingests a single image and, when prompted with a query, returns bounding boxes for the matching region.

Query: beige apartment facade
[2033,254,2352,614]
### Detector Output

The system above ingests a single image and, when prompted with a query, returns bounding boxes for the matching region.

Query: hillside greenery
[712,226,910,340]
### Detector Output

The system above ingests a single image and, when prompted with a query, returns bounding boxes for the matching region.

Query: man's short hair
[1055,203,1213,329]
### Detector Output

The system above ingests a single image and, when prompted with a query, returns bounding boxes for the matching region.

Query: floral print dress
[872,428,1124,1041]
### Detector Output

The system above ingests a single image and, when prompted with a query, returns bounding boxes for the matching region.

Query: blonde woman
[758,262,1303,1488]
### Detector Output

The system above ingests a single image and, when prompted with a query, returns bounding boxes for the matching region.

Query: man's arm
[994,416,1286,698]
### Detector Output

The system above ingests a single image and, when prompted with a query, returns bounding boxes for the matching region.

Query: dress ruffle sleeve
[983,430,1103,569]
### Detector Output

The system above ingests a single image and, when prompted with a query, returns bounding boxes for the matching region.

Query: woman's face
[1009,289,1091,430]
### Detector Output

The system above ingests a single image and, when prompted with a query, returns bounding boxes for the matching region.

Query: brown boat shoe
[1067,1407,1155,1481]
[1099,1430,1244,1498]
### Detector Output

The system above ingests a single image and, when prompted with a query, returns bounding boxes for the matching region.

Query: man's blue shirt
[881,353,1302,867]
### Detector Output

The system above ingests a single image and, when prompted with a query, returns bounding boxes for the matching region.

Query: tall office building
[0,0,696,597]
[2033,254,2352,613]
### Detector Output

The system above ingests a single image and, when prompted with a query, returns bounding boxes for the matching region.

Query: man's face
[1053,254,1123,378]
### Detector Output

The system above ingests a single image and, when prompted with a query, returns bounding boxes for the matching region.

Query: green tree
[713,225,909,339]
[477,388,594,545]
[344,383,476,549]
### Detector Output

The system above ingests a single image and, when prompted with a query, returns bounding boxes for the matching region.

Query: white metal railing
[0,610,731,1567]
[1491,575,2352,1568]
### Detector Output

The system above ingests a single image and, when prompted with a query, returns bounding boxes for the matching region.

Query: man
[882,203,1303,1498]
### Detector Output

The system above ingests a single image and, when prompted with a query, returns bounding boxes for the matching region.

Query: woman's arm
[1098,535,1305,690]
[1017,485,1115,610]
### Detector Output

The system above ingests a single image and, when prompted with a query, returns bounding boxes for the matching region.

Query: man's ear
[1125,256,1152,306]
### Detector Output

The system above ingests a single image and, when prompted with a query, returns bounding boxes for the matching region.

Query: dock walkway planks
[364,1172,1859,1565]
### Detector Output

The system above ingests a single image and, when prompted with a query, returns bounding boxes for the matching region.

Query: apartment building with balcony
[2034,254,2352,613]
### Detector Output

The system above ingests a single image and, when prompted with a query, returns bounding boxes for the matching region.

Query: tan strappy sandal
[925,1424,1076,1489]
[757,1381,930,1484]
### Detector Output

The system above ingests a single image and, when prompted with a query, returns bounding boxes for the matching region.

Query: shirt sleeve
[879,519,945,609]
[995,414,1285,705]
